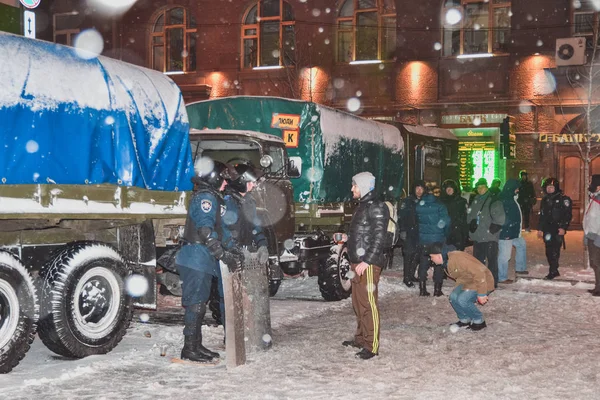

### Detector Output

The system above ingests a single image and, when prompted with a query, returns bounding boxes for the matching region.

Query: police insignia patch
[201,199,212,213]
[564,199,570,207]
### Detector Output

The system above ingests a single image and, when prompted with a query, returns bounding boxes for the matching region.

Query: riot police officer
[537,177,572,280]
[175,160,242,363]
[223,164,269,264]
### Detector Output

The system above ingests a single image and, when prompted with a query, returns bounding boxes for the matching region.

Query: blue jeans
[449,285,484,324]
[498,237,527,281]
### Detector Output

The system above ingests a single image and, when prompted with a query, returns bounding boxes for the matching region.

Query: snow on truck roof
[189,128,285,144]
[189,95,404,160]
[0,33,193,191]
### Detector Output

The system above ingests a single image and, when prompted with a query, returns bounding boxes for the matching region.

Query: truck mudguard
[0,33,193,192]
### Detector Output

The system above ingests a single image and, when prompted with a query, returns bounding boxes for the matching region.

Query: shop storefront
[441,114,508,191]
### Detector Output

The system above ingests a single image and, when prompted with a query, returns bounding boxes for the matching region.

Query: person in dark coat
[497,179,527,284]
[489,179,502,196]
[517,170,537,232]
[343,171,389,360]
[537,177,572,280]
[441,179,468,251]
[398,180,426,287]
[416,186,451,296]
[467,178,506,288]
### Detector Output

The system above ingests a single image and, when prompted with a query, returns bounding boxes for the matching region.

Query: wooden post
[220,261,246,369]
[241,251,272,352]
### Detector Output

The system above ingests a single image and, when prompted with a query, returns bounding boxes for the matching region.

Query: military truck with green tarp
[185,96,404,301]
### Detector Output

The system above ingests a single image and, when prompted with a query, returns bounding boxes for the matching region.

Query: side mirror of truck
[288,157,301,178]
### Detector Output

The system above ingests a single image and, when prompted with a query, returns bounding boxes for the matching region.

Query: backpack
[384,201,399,249]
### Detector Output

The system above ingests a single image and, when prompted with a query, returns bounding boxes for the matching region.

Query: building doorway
[558,152,600,228]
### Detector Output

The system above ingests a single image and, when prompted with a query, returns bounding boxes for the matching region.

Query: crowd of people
[175,161,600,363]
[342,169,600,360]
[398,170,575,294]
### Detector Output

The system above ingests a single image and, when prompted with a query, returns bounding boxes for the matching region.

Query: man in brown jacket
[427,242,495,331]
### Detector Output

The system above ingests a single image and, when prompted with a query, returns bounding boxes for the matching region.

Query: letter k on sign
[283,130,299,148]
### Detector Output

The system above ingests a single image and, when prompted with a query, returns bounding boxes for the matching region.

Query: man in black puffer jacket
[441,179,468,251]
[342,171,389,360]
[398,180,426,287]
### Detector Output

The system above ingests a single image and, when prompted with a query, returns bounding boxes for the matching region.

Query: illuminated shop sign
[452,127,499,137]
[539,133,600,143]
[442,114,507,125]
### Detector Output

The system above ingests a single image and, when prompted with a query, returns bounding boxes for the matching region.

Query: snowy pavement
[3,266,600,400]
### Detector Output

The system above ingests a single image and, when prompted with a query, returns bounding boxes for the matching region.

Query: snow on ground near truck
[3,263,600,400]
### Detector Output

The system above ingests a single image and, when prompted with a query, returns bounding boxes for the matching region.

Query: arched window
[337,0,396,63]
[241,0,295,69]
[151,7,197,73]
[442,0,511,57]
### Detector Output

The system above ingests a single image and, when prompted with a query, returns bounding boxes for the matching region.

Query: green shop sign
[452,127,499,138]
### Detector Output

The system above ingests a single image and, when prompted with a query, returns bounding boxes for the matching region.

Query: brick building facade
[4,0,600,224]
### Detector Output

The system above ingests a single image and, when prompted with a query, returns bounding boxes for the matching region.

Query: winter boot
[403,277,414,288]
[181,335,214,362]
[450,321,471,328]
[419,281,430,296]
[433,282,444,297]
[355,348,378,360]
[181,303,218,362]
[342,340,362,349]
[194,303,220,359]
[467,321,487,331]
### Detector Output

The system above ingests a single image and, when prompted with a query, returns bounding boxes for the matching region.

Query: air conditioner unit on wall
[555,37,586,66]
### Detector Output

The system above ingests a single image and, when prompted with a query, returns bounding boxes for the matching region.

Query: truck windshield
[266,145,285,177]
[189,139,286,177]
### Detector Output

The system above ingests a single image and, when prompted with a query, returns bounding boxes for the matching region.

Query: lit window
[336,0,396,63]
[241,0,295,69]
[573,0,600,43]
[53,13,82,46]
[151,7,197,73]
[442,0,511,57]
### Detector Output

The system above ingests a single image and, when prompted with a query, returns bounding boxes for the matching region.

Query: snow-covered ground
[2,231,600,400]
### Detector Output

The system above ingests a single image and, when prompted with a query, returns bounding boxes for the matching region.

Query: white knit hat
[352,171,376,198]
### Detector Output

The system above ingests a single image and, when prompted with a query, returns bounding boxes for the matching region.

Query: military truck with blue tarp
[185,96,405,301]
[0,33,195,373]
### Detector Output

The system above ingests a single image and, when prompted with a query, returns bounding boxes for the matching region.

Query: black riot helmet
[541,177,560,192]
[228,164,264,193]
[192,160,234,190]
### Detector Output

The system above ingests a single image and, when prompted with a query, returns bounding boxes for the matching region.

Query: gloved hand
[399,231,407,241]
[257,245,269,264]
[229,246,245,262]
[221,251,243,273]
[489,223,502,234]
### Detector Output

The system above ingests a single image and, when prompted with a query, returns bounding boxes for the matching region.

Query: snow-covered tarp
[0,33,193,191]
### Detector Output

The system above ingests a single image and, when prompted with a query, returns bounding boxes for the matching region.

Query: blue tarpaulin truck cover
[0,33,193,191]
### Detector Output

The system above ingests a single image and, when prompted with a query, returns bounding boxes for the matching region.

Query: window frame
[441,0,511,57]
[53,13,80,46]
[336,0,397,63]
[150,7,197,74]
[240,0,296,70]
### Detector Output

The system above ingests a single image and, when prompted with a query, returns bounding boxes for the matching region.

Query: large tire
[318,245,352,301]
[0,252,39,374]
[38,242,134,358]
[268,279,281,297]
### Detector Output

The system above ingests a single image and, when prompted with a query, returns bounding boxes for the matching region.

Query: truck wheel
[0,252,39,374]
[38,242,133,358]
[268,279,281,297]
[318,245,352,301]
